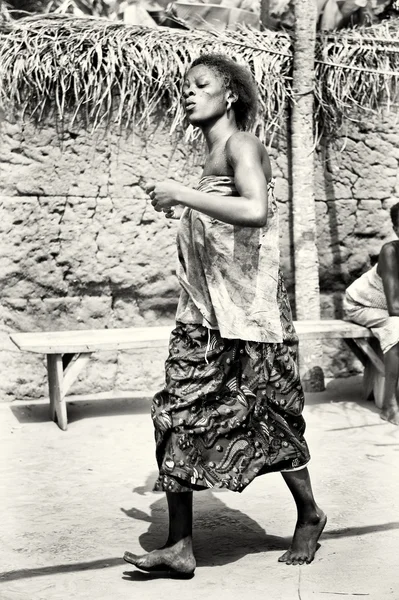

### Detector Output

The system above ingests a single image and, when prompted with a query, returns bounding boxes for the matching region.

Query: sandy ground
[1,375,399,600]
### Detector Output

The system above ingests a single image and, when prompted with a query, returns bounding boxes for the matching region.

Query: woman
[344,202,399,426]
[124,54,326,577]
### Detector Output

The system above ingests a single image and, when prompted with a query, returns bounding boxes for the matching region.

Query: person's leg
[124,491,196,576]
[278,467,327,565]
[381,342,399,425]
[343,304,399,424]
[166,489,193,543]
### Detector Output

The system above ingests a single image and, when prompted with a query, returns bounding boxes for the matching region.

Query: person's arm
[378,243,399,316]
[148,133,271,228]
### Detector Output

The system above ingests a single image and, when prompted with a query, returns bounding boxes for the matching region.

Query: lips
[185,102,196,111]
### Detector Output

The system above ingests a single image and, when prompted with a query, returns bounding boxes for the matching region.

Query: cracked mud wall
[314,117,399,377]
[1,113,398,401]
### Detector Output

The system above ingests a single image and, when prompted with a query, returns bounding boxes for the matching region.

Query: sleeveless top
[346,264,387,310]
[175,175,283,343]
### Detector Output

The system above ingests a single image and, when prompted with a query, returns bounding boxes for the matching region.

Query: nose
[183,85,194,99]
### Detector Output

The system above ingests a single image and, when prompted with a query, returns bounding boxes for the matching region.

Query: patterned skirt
[152,275,310,493]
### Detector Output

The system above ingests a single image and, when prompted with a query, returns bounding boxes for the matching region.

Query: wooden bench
[9,319,385,431]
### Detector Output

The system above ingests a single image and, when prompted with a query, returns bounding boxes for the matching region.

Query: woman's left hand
[146,180,184,213]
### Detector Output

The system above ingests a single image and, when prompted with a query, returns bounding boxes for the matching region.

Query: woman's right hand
[146,180,183,214]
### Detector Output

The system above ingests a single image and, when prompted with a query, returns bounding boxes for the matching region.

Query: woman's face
[183,65,229,126]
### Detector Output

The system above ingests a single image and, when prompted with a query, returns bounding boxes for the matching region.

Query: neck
[201,114,238,152]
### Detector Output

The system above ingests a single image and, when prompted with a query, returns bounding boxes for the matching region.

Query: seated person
[343,202,399,425]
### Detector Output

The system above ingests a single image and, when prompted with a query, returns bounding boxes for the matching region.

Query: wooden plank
[344,338,369,368]
[9,320,372,354]
[355,338,385,408]
[294,320,373,340]
[363,358,376,402]
[47,354,68,431]
[9,325,173,354]
[352,338,385,375]
[63,353,92,396]
[372,370,385,409]
[362,358,385,408]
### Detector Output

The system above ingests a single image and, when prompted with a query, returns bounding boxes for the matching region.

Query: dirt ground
[1,375,399,600]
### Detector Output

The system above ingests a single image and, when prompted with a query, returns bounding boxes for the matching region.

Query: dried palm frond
[0,14,292,142]
[315,18,399,133]
[1,14,399,141]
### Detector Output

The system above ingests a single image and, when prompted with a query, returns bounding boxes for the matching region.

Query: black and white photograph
[1,0,399,597]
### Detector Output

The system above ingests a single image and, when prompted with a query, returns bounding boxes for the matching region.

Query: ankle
[382,400,398,412]
[167,535,193,547]
[297,506,321,524]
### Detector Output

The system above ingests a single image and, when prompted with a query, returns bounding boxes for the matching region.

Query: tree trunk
[260,0,270,29]
[291,0,325,391]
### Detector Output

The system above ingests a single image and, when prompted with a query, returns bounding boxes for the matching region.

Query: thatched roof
[316,20,399,133]
[0,14,399,141]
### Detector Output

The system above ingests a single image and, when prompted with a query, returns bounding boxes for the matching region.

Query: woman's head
[183,53,258,130]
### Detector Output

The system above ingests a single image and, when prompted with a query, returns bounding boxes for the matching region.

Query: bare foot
[380,405,399,425]
[123,537,196,578]
[278,510,327,565]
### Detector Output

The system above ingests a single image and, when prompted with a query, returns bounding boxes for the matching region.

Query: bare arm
[148,133,271,228]
[378,243,399,315]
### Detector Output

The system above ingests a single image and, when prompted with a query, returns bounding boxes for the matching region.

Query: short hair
[189,53,258,130]
[390,203,399,228]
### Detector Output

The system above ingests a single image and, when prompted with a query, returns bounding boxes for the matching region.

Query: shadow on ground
[305,375,366,406]
[126,491,290,564]
[10,395,152,424]
[120,490,399,581]
[2,484,399,584]
[0,558,126,583]
[9,375,377,427]
[122,474,399,568]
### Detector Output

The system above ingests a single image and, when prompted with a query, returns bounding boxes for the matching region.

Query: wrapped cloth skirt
[152,277,310,493]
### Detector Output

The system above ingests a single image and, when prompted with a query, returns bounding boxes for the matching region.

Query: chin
[186,114,203,126]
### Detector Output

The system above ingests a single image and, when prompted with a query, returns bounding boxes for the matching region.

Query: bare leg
[278,467,327,565]
[124,491,196,577]
[381,343,399,425]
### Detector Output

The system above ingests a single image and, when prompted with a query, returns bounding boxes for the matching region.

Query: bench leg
[349,338,385,409]
[46,352,92,431]
[47,354,68,431]
[363,359,385,409]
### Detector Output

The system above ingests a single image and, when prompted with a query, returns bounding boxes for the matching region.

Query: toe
[124,551,139,565]
[278,551,291,563]
[380,411,399,425]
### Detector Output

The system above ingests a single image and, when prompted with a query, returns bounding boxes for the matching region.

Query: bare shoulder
[380,240,399,259]
[226,131,264,157]
[378,241,399,273]
[226,132,272,177]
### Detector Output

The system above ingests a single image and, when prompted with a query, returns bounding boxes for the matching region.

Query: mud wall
[1,112,398,401]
